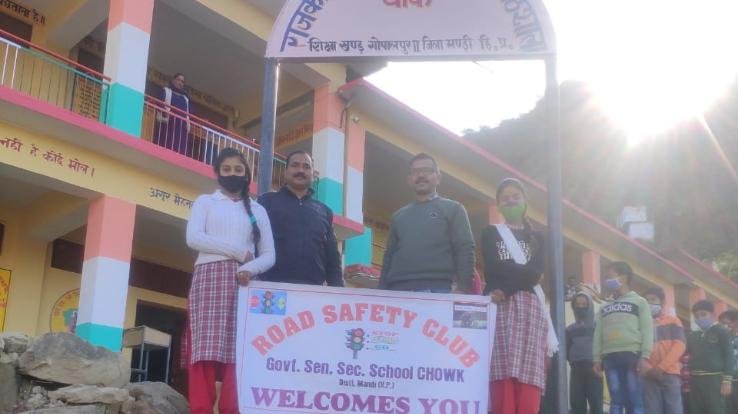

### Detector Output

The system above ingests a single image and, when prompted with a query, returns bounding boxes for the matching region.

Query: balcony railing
[142,95,286,189]
[0,30,109,120]
[0,29,286,190]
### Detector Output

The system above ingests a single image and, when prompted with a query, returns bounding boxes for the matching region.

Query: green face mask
[500,202,526,223]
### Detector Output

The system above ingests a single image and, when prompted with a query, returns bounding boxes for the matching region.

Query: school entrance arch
[258,2,565,411]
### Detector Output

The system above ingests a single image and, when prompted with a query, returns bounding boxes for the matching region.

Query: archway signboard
[266,0,555,60]
[255,1,566,413]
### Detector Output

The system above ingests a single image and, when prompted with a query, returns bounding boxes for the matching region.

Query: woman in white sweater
[185,147,275,414]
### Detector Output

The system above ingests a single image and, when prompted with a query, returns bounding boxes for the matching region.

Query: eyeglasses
[410,167,437,176]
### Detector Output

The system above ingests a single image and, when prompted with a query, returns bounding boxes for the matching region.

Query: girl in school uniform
[185,147,275,414]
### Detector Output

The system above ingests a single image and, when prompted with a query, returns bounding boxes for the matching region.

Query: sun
[552,0,738,145]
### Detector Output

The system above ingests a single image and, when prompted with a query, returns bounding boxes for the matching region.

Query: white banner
[266,0,556,60]
[237,281,495,414]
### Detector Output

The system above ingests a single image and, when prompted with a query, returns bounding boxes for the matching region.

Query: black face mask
[218,174,248,194]
[573,307,588,319]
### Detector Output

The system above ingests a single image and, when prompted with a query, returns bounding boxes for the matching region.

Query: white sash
[494,224,560,356]
[157,87,191,132]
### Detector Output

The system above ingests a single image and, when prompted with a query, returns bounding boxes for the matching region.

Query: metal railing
[0,30,109,120]
[142,95,287,189]
[0,29,287,190]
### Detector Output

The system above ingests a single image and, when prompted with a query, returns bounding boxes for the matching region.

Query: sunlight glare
[555,0,738,145]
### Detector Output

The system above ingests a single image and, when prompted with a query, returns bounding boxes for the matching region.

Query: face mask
[500,202,526,223]
[218,174,248,194]
[695,317,714,331]
[650,304,662,317]
[605,278,622,291]
[574,308,588,319]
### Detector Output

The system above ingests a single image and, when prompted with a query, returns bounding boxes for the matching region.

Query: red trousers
[188,361,238,414]
[490,379,542,414]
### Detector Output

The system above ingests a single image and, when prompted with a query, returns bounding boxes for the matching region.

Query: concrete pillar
[102,0,154,136]
[76,196,135,351]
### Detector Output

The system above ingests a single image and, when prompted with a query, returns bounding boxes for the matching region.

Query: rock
[0,332,30,354]
[0,352,20,366]
[126,401,158,414]
[120,397,135,414]
[0,360,19,413]
[19,333,129,387]
[49,385,130,405]
[18,405,109,414]
[24,392,49,410]
[124,382,188,414]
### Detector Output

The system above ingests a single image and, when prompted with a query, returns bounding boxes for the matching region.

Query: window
[0,12,32,42]
[50,238,192,297]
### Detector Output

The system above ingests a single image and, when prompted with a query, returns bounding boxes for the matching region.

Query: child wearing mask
[643,287,686,414]
[687,300,734,414]
[592,261,652,414]
[185,148,275,413]
[566,293,603,414]
[717,309,738,414]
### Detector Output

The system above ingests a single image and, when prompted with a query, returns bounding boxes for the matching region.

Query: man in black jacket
[258,150,343,286]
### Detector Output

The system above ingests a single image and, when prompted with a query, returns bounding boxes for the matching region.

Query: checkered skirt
[490,290,548,390]
[187,260,239,365]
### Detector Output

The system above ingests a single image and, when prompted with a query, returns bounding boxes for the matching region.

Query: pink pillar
[77,196,136,350]
[688,287,706,308]
[581,250,601,287]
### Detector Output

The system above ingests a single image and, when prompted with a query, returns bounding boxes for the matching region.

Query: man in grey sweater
[377,153,475,293]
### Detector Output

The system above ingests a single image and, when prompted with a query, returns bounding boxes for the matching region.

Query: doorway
[133,301,188,396]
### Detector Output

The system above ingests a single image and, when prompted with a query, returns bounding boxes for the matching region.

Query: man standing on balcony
[258,150,343,287]
[154,73,190,156]
[377,153,475,293]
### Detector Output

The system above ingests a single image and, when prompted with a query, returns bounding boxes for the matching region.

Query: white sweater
[186,190,275,275]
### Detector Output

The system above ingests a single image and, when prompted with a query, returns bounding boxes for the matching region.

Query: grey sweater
[378,197,475,292]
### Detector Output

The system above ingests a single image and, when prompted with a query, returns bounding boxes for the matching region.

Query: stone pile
[0,332,189,414]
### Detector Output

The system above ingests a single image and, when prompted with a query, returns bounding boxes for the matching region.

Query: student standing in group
[378,153,475,293]
[592,261,653,414]
[567,292,603,414]
[687,300,735,414]
[185,148,275,414]
[481,178,550,414]
[258,150,343,287]
[718,309,738,414]
[643,286,686,414]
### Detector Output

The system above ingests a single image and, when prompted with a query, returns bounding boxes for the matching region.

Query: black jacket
[257,186,343,287]
[480,224,544,296]
[566,293,596,363]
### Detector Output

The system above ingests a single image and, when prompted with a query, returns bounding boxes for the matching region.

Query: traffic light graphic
[346,328,365,359]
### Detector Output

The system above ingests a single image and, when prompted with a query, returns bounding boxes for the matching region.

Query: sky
[366,0,738,143]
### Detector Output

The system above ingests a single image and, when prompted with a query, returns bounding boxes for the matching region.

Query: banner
[236,282,495,414]
[266,0,555,60]
[0,268,10,331]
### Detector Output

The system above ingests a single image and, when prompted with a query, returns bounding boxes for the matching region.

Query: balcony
[141,94,286,189]
[0,30,108,121]
[0,28,286,190]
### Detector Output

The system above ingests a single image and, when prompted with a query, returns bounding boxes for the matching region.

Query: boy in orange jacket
[643,287,686,414]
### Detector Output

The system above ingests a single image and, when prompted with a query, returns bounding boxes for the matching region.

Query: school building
[0,0,736,395]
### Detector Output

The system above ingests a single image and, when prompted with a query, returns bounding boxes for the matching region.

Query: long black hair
[214,148,261,249]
